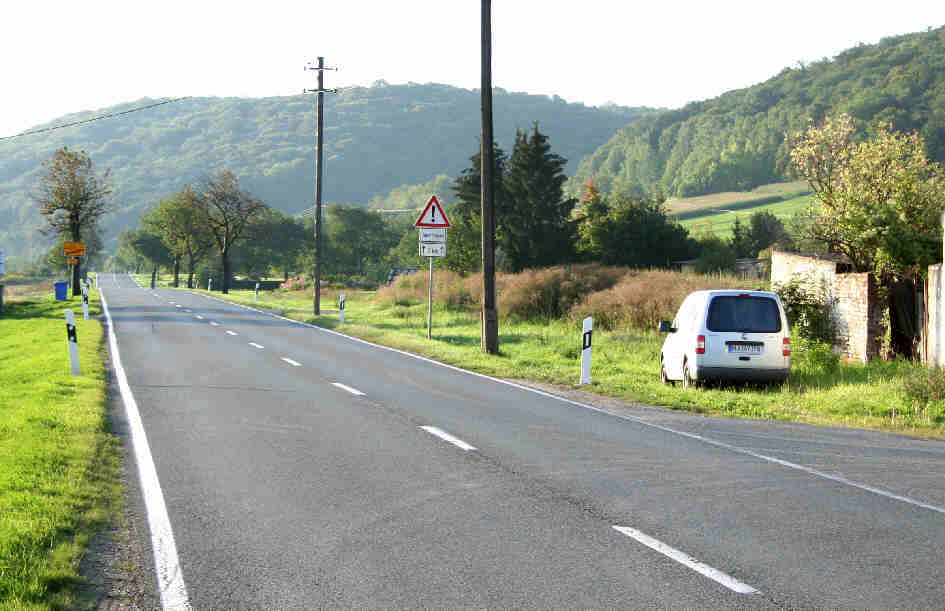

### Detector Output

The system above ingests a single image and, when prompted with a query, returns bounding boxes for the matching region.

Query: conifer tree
[501,124,576,271]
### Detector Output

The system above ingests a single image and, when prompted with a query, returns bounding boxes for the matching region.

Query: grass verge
[0,285,123,610]
[157,278,945,441]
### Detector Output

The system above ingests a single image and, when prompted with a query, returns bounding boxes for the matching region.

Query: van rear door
[704,294,786,370]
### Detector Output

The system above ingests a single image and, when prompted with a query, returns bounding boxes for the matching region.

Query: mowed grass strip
[0,288,122,610]
[171,279,945,439]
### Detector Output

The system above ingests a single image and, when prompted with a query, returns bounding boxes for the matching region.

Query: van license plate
[728,343,761,355]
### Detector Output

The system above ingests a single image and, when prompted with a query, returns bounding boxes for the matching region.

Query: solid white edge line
[249,342,264,349]
[194,292,945,516]
[420,426,477,451]
[101,279,192,611]
[612,526,759,595]
[331,382,366,396]
[281,357,302,367]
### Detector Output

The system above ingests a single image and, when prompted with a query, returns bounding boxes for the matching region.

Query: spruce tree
[444,143,507,274]
[501,124,576,271]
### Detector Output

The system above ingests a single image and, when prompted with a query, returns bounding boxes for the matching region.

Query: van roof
[689,289,779,298]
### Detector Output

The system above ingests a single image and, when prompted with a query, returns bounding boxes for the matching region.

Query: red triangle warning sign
[414,195,451,228]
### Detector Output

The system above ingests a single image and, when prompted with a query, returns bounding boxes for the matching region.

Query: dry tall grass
[568,269,755,330]
[377,265,761,331]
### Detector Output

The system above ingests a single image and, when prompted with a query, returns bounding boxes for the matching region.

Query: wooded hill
[566,26,945,200]
[0,84,651,264]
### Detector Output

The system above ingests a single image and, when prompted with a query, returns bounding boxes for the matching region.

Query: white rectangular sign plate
[420,242,446,257]
[419,228,447,243]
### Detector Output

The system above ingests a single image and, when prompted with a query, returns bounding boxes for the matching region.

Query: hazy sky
[3,1,945,138]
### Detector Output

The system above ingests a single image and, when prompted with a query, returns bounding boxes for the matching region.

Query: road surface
[99,273,945,610]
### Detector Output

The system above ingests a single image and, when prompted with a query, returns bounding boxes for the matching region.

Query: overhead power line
[0,97,192,141]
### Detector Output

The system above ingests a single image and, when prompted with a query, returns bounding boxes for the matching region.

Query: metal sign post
[415,195,451,340]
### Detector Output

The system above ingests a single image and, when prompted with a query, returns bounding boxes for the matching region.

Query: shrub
[568,269,750,331]
[903,365,945,405]
[790,337,840,377]
[497,264,625,321]
[773,274,839,344]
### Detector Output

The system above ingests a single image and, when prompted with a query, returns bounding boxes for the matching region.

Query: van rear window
[706,296,781,333]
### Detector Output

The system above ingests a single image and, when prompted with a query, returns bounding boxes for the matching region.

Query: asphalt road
[100,273,945,610]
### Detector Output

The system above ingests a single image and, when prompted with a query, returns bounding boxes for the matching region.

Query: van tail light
[696,335,706,355]
[782,337,791,357]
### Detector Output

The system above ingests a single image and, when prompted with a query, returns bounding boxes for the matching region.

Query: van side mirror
[658,321,674,333]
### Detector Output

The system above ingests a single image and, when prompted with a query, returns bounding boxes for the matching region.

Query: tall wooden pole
[480,0,499,354]
[313,56,325,315]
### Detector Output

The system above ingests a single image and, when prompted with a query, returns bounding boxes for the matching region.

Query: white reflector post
[65,309,81,376]
[81,283,89,320]
[339,293,345,324]
[580,316,593,385]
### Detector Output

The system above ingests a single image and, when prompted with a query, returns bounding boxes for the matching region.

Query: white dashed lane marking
[281,357,302,367]
[225,330,238,336]
[332,382,365,396]
[419,426,476,452]
[612,526,759,595]
[249,343,264,349]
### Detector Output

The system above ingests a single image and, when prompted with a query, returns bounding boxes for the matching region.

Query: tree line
[31,113,945,297]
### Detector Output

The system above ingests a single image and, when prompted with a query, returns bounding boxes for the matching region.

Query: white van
[658,290,791,387]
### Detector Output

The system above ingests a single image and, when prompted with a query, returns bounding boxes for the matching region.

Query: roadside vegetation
[0,282,122,609]
[146,265,945,440]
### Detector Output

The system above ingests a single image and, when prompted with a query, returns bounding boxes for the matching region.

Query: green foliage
[773,275,839,344]
[576,189,695,266]
[903,366,945,410]
[694,234,736,274]
[1,86,650,265]
[790,113,945,276]
[791,337,841,377]
[368,175,454,211]
[500,124,577,271]
[568,26,945,201]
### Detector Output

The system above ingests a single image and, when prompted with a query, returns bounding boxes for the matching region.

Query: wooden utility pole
[480,0,499,354]
[304,57,336,315]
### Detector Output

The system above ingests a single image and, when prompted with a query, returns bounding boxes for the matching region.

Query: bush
[773,275,839,344]
[498,264,624,321]
[903,366,945,405]
[568,269,750,330]
[790,337,840,377]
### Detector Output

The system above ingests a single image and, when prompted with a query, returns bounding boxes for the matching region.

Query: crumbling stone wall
[771,251,879,363]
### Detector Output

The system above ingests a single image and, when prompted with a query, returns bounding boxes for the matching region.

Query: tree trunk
[284,269,289,282]
[151,265,157,289]
[222,251,231,294]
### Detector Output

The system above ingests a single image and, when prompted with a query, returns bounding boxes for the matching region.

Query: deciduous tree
[790,113,945,276]
[195,171,269,293]
[34,147,112,295]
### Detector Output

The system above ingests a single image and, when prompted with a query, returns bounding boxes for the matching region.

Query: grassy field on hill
[680,193,813,239]
[141,267,945,440]
[0,281,122,609]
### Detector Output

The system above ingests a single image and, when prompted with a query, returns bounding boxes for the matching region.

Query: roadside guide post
[0,250,5,314]
[580,317,593,385]
[255,282,260,302]
[208,278,212,291]
[415,196,450,340]
[65,309,80,376]
[81,281,89,320]
[339,293,345,324]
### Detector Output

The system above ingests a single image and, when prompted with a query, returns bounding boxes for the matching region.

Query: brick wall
[771,251,877,363]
